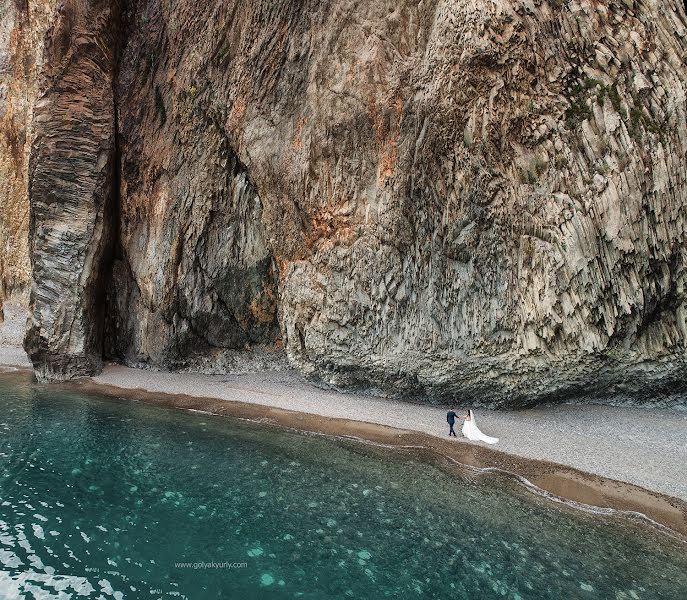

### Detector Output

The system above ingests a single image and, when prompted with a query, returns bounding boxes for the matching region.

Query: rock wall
[106,0,280,370]
[0,0,55,317]
[24,0,122,381]
[13,0,687,404]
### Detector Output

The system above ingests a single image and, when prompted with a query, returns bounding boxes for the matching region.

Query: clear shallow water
[0,374,686,599]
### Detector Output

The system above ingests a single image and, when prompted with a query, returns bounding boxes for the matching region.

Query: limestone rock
[0,0,56,313]
[23,0,122,381]
[6,0,687,405]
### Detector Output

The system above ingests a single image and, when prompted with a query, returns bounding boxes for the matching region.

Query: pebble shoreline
[88,365,687,503]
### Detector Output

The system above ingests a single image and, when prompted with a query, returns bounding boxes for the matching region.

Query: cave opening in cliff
[102,96,124,364]
[101,11,132,366]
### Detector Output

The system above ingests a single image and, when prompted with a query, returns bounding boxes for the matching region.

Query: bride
[462,409,498,444]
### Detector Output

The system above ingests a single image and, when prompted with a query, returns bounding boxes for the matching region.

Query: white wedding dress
[462,410,498,444]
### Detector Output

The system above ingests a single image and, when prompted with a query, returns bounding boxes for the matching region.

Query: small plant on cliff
[532,157,546,176]
[564,77,601,129]
[564,78,634,130]
[522,237,536,264]
[564,96,591,130]
[604,85,625,117]
[519,156,547,183]
[518,164,537,184]
[554,154,568,169]
[594,160,609,176]
[630,103,662,139]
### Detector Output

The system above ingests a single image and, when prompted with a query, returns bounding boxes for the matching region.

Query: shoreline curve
[67,373,687,540]
[2,363,686,539]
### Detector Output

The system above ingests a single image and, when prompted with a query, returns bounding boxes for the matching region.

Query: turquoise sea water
[0,373,686,599]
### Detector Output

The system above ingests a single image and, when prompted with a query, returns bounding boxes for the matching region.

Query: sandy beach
[83,365,687,504]
[0,301,30,369]
[1,302,686,536]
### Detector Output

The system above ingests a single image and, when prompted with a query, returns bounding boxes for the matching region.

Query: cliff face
[107,1,280,370]
[0,0,55,317]
[23,0,122,381]
[0,0,28,318]
[8,0,687,405]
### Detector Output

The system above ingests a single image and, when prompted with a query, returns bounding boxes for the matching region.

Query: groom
[446,407,463,437]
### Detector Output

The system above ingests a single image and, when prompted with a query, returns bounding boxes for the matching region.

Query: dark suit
[447,410,458,437]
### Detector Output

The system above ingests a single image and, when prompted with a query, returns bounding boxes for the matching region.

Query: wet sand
[1,362,685,537]
[86,366,687,499]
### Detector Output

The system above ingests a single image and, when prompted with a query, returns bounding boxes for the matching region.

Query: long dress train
[462,410,498,444]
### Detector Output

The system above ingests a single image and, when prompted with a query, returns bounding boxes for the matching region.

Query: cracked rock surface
[3,0,687,405]
[0,0,55,317]
[23,0,122,381]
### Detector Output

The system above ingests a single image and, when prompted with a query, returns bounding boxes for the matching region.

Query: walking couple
[446,407,498,444]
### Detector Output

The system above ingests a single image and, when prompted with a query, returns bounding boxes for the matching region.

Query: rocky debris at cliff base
[300,352,687,409]
[117,344,290,377]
